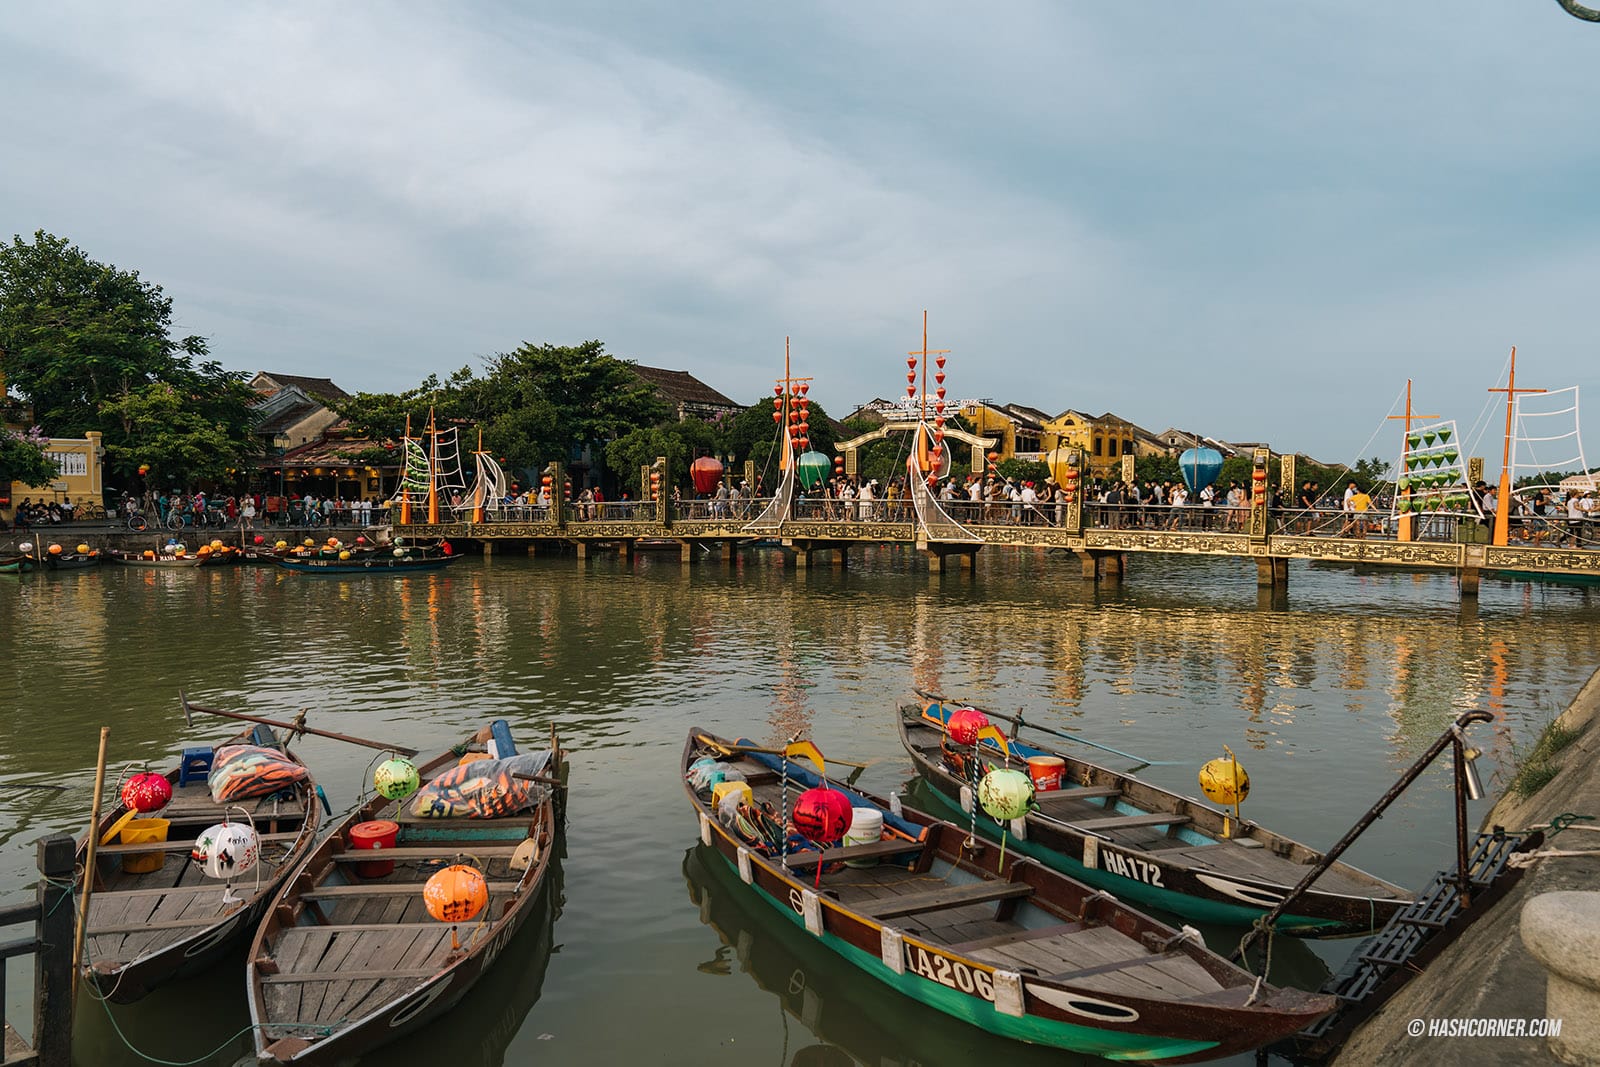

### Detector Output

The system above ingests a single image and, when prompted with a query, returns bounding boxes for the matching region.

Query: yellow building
[5,430,106,516]
[1043,410,1136,478]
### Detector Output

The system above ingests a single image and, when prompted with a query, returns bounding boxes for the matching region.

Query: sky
[3,3,1598,466]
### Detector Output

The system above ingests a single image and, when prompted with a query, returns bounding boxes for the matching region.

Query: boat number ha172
[1091,841,1165,887]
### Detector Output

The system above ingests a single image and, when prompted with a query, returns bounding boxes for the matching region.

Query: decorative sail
[744,416,795,531]
[399,438,431,504]
[429,427,470,513]
[1511,386,1590,491]
[1394,419,1481,518]
[909,428,980,542]
[471,451,509,514]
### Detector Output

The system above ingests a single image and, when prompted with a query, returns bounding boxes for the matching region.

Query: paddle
[913,688,1183,767]
[180,692,419,756]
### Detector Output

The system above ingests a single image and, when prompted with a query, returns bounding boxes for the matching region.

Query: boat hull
[272,555,457,573]
[683,730,1333,1064]
[901,702,1407,937]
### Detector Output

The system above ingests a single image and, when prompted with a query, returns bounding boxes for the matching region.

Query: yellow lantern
[1198,745,1249,837]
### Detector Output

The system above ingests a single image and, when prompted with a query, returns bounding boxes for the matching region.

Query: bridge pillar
[1102,553,1124,578]
[1459,566,1480,597]
[575,541,589,560]
[680,541,694,564]
[1074,551,1099,581]
[481,541,494,556]
[527,541,539,557]
[791,547,811,570]
[1256,556,1288,589]
[832,544,848,569]
[620,540,635,562]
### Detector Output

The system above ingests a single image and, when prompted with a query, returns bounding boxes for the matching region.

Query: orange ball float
[423,864,488,924]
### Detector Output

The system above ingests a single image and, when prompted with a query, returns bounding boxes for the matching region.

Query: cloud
[3,3,1597,462]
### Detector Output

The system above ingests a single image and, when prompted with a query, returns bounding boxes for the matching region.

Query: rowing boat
[41,551,102,570]
[106,550,206,568]
[899,699,1410,936]
[0,553,35,574]
[272,552,459,574]
[77,722,322,1002]
[683,729,1334,1064]
[248,724,562,1066]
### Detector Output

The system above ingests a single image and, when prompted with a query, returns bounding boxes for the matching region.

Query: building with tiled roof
[627,364,743,423]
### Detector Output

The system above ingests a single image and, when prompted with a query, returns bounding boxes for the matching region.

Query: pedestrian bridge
[396,492,1600,596]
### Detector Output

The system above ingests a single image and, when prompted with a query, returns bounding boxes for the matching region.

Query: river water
[2,548,1597,1066]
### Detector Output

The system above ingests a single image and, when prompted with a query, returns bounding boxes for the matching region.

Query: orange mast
[1488,347,1543,546]
[399,414,412,526]
[427,408,439,525]
[907,310,949,469]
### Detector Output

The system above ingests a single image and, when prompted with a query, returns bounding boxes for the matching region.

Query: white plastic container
[843,807,884,867]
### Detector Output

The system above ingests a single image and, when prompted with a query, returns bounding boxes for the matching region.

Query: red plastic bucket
[348,820,399,878]
[1026,756,1066,792]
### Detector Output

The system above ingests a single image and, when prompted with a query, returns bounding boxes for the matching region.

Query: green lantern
[1438,428,1452,444]
[374,757,420,800]
[1408,433,1423,449]
[977,768,1035,821]
[796,451,831,491]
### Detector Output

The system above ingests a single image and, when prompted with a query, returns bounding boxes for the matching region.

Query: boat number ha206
[903,944,995,1000]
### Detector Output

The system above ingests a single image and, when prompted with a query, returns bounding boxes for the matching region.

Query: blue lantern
[1179,447,1224,495]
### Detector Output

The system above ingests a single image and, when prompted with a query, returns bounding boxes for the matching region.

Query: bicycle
[126,512,150,532]
[165,511,186,531]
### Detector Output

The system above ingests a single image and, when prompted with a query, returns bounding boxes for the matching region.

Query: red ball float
[792,786,853,844]
[121,772,173,814]
[946,707,990,747]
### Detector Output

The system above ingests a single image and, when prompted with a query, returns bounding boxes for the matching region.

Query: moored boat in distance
[683,728,1334,1064]
[248,722,562,1066]
[899,699,1411,936]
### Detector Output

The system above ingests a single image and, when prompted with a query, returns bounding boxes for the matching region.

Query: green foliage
[480,342,669,473]
[996,458,1049,485]
[1509,717,1584,799]
[0,425,58,488]
[605,427,687,495]
[723,397,840,486]
[99,372,259,485]
[0,230,205,436]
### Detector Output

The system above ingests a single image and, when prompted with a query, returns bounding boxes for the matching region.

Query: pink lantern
[690,456,724,495]
[947,708,990,747]
[793,787,853,844]
[121,772,172,814]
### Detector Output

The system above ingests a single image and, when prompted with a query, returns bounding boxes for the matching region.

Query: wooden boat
[899,700,1411,936]
[248,724,562,1066]
[0,553,36,574]
[106,549,206,568]
[273,551,459,573]
[78,722,322,1002]
[683,729,1334,1064]
[41,551,103,570]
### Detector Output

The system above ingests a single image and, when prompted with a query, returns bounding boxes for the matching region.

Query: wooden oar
[692,733,874,771]
[73,726,110,1008]
[179,693,418,756]
[913,689,1183,767]
[511,771,564,788]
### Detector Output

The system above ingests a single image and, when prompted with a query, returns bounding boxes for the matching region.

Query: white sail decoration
[745,417,796,531]
[429,427,470,514]
[1511,386,1590,492]
[908,429,980,542]
[470,451,509,514]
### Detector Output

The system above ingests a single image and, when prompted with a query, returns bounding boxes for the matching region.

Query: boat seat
[300,881,521,900]
[945,921,1086,953]
[328,845,521,862]
[1035,787,1122,806]
[860,880,1034,920]
[1070,813,1191,832]
[780,839,926,870]
[97,831,303,855]
[1040,950,1182,985]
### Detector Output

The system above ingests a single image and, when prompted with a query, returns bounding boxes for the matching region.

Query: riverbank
[1334,664,1600,1065]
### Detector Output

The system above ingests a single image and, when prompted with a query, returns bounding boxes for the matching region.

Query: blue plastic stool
[178,746,214,786]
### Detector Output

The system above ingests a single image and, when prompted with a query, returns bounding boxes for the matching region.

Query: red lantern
[690,456,724,494]
[947,708,990,747]
[121,772,173,814]
[772,409,784,423]
[792,787,853,844]
[253,535,266,545]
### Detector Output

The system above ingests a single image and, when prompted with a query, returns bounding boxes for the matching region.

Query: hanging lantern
[792,787,853,844]
[833,456,844,472]
[946,707,990,746]
[978,769,1035,822]
[774,384,784,396]
[773,408,784,424]
[798,382,809,395]
[374,757,421,800]
[796,451,830,489]
[935,372,945,385]
[935,355,946,369]
[194,822,260,882]
[690,456,724,494]
[424,864,489,924]
[121,772,172,813]
[1198,753,1251,807]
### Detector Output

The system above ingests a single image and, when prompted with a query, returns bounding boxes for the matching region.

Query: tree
[0,424,57,490]
[0,231,206,436]
[478,342,669,474]
[98,370,258,486]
